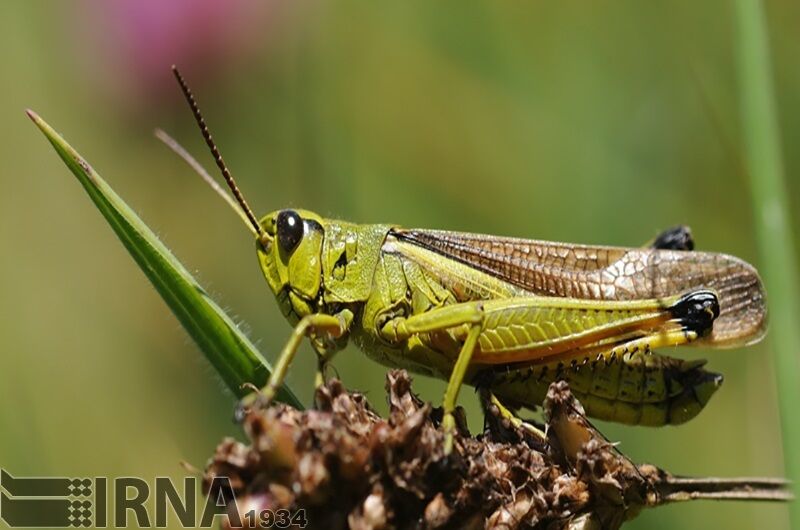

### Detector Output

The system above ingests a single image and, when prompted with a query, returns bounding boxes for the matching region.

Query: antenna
[155,128,258,237]
[170,65,267,240]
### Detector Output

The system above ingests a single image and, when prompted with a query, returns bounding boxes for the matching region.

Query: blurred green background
[2,1,798,528]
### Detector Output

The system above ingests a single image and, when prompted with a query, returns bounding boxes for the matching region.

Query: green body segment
[253,212,759,426]
[488,352,721,426]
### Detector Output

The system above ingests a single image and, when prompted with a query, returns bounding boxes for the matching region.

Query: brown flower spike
[204,372,789,530]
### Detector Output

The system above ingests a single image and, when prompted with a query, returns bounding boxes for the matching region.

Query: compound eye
[276,210,304,253]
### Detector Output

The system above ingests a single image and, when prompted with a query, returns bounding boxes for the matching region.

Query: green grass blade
[734,0,800,522]
[27,110,302,408]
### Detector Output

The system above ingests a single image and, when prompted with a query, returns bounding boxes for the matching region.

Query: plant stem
[734,0,800,525]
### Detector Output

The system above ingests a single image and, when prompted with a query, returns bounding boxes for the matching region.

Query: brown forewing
[391,228,766,348]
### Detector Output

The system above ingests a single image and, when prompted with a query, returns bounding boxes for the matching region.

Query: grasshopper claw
[241,382,260,394]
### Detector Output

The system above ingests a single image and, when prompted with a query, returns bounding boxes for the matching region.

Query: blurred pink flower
[75,0,283,109]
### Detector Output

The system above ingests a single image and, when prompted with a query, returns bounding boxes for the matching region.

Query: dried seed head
[203,371,788,530]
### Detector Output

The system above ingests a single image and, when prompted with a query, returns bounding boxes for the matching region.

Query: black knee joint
[670,290,720,335]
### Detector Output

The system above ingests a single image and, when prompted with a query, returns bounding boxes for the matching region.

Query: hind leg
[478,385,547,444]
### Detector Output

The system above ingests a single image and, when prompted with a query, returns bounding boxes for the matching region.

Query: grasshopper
[168,67,766,451]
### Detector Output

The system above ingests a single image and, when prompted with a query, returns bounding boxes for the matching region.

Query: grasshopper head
[168,68,326,323]
[257,208,325,322]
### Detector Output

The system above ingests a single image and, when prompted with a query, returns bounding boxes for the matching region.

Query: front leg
[241,310,353,413]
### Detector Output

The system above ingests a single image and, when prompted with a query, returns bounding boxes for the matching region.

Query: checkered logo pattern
[67,499,92,527]
[1,470,97,528]
[67,478,92,497]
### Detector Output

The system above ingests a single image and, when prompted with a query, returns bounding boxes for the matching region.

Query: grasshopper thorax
[257,208,326,323]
